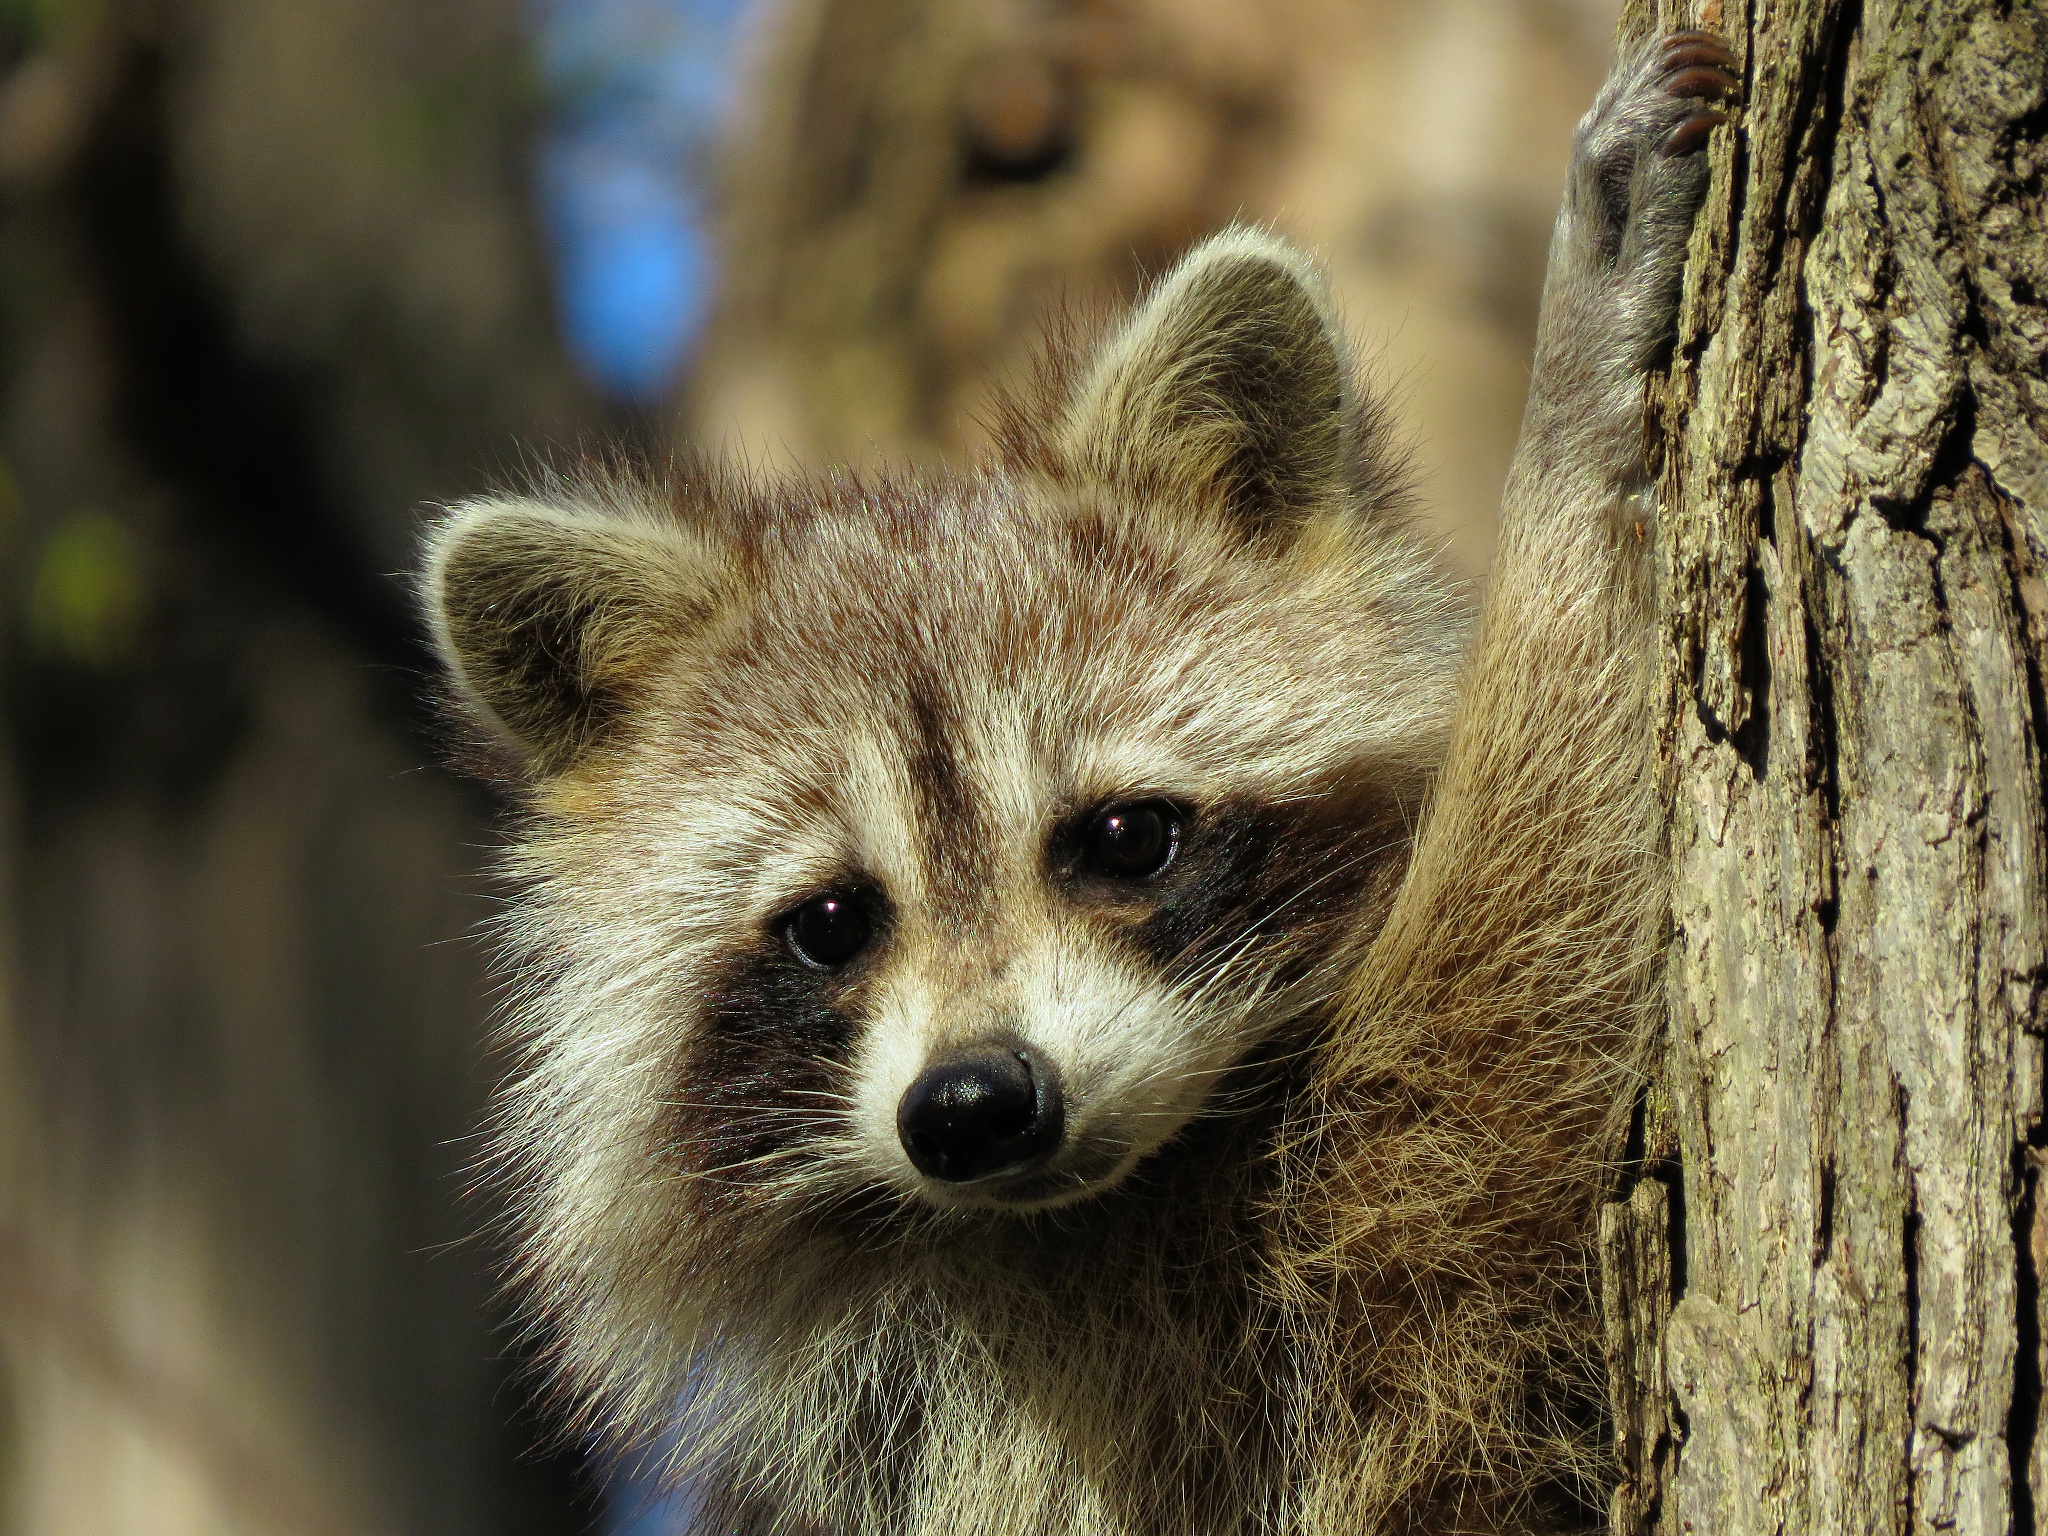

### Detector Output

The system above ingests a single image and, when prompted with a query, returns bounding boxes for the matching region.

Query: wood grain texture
[1603,0,2048,1530]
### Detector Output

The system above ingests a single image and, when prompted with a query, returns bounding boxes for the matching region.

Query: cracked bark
[1602,1,2048,1533]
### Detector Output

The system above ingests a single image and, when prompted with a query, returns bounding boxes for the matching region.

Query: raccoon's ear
[1056,229,1353,536]
[421,499,719,774]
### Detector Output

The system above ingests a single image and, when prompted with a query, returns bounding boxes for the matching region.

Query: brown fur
[419,35,1734,1536]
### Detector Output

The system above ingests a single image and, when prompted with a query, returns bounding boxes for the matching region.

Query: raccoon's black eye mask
[776,798,1184,973]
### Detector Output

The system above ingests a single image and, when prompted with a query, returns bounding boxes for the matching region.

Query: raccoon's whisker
[652,1099,848,1131]
[643,1165,796,1196]
[1158,886,1389,1065]
[780,1084,859,1107]
[1164,839,1402,997]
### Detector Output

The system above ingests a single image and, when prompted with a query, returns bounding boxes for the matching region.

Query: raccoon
[421,31,1737,1536]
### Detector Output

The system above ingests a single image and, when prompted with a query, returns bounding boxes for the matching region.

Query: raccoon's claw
[1656,33,1740,156]
[1557,29,1740,366]
[1564,27,1744,252]
[1654,35,1736,159]
[1666,67,1737,101]
[1574,29,1741,178]
[1661,109,1729,158]
[1660,31,1739,78]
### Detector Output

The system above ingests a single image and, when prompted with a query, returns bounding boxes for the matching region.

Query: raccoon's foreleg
[1292,30,1739,1525]
[1328,25,1741,1074]
[1510,28,1738,567]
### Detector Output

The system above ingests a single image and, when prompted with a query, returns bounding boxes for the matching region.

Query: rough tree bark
[1603,0,2048,1532]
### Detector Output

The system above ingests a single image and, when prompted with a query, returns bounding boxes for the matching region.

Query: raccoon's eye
[784,892,874,970]
[1083,799,1181,880]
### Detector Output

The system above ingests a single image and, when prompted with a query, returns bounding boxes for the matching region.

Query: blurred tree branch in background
[691,0,1622,579]
[0,0,602,1531]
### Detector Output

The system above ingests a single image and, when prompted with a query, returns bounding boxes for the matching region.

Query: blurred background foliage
[0,0,1614,1532]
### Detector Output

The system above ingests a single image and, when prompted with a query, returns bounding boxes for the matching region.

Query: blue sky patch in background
[527,10,756,1521]
[531,0,752,404]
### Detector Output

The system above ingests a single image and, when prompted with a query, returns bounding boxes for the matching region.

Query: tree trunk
[1604,0,2048,1532]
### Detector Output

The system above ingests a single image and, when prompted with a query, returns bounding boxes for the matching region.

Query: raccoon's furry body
[422,33,1738,1536]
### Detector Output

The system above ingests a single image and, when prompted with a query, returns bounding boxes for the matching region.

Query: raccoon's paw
[1568,30,1740,356]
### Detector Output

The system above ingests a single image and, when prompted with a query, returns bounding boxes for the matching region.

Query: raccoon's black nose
[897,1047,1063,1183]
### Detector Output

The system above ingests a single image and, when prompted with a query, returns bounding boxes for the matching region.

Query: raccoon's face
[425,232,1462,1229]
